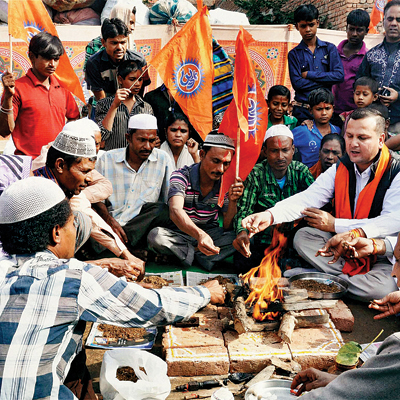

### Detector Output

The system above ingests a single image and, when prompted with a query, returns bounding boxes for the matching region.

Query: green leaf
[336,341,362,366]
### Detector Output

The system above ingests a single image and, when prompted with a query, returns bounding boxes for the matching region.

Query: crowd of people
[1,1,400,399]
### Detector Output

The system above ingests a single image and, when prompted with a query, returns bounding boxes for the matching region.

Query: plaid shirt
[0,251,210,399]
[234,160,314,244]
[96,147,174,226]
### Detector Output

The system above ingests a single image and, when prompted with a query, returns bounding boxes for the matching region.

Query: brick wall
[282,0,377,31]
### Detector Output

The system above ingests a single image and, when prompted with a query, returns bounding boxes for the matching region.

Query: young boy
[340,76,379,134]
[333,9,370,118]
[292,88,340,167]
[267,85,297,130]
[288,5,344,123]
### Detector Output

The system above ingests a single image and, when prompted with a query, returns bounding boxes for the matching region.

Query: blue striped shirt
[0,251,209,399]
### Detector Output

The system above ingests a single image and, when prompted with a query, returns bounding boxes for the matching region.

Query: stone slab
[163,320,224,349]
[225,317,343,373]
[166,345,229,376]
[326,300,354,332]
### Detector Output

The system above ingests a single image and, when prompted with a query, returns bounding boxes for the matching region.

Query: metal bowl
[288,272,348,299]
[245,379,293,400]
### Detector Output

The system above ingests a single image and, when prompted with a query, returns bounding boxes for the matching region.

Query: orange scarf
[334,145,391,276]
[309,160,323,179]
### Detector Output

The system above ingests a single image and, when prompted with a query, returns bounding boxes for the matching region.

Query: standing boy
[292,88,340,167]
[0,32,79,158]
[333,9,370,118]
[288,5,344,123]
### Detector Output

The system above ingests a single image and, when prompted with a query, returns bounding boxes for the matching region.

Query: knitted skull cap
[0,177,66,224]
[128,114,158,130]
[203,131,235,151]
[263,125,293,143]
[51,120,97,157]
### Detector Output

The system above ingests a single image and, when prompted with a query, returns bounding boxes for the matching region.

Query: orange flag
[8,0,85,102]
[369,0,390,33]
[217,27,268,206]
[150,6,213,140]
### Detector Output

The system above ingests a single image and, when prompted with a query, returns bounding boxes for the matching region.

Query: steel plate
[245,379,293,400]
[288,272,348,299]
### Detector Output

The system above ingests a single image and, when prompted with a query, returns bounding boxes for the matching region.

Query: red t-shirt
[11,69,80,158]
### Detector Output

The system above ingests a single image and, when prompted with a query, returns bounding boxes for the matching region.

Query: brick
[162,320,224,349]
[217,306,233,320]
[225,323,343,373]
[326,300,354,332]
[166,346,229,376]
[193,304,219,324]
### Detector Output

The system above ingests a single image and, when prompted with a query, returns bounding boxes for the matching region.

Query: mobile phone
[379,88,391,97]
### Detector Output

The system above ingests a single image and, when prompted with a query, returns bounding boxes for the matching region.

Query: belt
[293,101,310,110]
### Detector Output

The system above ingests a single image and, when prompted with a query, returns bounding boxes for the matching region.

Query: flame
[242,229,287,321]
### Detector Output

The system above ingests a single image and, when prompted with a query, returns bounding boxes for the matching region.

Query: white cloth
[160,141,196,170]
[269,163,400,239]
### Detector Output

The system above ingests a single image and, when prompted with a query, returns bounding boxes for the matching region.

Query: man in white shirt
[241,108,400,301]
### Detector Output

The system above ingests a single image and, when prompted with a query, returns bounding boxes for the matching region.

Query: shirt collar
[299,37,326,50]
[26,69,59,88]
[337,40,367,56]
[265,161,292,185]
[116,146,158,164]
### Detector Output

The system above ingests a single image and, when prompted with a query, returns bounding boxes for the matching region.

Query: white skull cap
[0,177,66,224]
[264,125,293,143]
[51,119,97,157]
[64,118,100,136]
[128,114,158,130]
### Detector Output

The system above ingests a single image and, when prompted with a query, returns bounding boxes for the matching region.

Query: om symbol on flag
[174,58,205,98]
[248,85,259,138]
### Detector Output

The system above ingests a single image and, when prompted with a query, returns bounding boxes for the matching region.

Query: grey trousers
[293,227,398,302]
[147,226,237,271]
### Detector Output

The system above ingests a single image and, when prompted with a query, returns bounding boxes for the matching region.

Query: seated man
[95,114,173,255]
[0,177,224,399]
[33,120,144,277]
[148,132,244,271]
[241,108,400,301]
[0,32,79,158]
[85,17,148,101]
[309,133,345,179]
[233,125,314,272]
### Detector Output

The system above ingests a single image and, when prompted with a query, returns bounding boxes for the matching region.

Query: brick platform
[327,300,355,332]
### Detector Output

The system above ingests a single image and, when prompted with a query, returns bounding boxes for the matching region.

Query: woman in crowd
[160,112,200,169]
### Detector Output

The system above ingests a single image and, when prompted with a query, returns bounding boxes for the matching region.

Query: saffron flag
[369,0,390,33]
[150,6,213,140]
[8,0,85,102]
[217,27,268,206]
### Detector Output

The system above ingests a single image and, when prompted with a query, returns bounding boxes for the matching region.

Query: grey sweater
[303,332,400,399]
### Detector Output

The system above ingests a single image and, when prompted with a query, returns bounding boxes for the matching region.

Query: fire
[241,229,287,321]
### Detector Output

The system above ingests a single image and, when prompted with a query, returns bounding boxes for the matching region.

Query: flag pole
[236,125,240,178]
[8,34,12,72]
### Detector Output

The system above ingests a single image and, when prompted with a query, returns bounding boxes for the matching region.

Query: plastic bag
[100,348,171,400]
[149,0,197,25]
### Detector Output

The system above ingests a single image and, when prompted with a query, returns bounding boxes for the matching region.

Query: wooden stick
[8,34,12,71]
[128,64,150,90]
[278,312,296,344]
[236,125,240,178]
[360,329,384,356]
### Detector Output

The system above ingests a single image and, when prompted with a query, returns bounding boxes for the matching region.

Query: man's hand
[2,70,15,97]
[105,214,128,244]
[316,231,353,263]
[301,71,308,79]
[379,86,399,107]
[301,119,314,131]
[154,135,161,148]
[233,231,251,258]
[369,291,400,320]
[291,368,337,396]
[202,279,225,304]
[242,211,273,238]
[113,88,131,107]
[228,177,244,203]
[197,231,220,256]
[302,207,335,232]
[94,258,144,281]
[121,249,145,280]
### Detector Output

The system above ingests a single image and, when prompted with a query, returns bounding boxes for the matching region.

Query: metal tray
[245,379,293,400]
[288,272,348,300]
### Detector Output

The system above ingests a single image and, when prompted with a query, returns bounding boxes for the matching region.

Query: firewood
[278,312,296,344]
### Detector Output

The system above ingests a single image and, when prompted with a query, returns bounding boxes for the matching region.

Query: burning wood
[241,230,287,321]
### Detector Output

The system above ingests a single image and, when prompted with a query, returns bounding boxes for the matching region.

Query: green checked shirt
[234,160,314,244]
